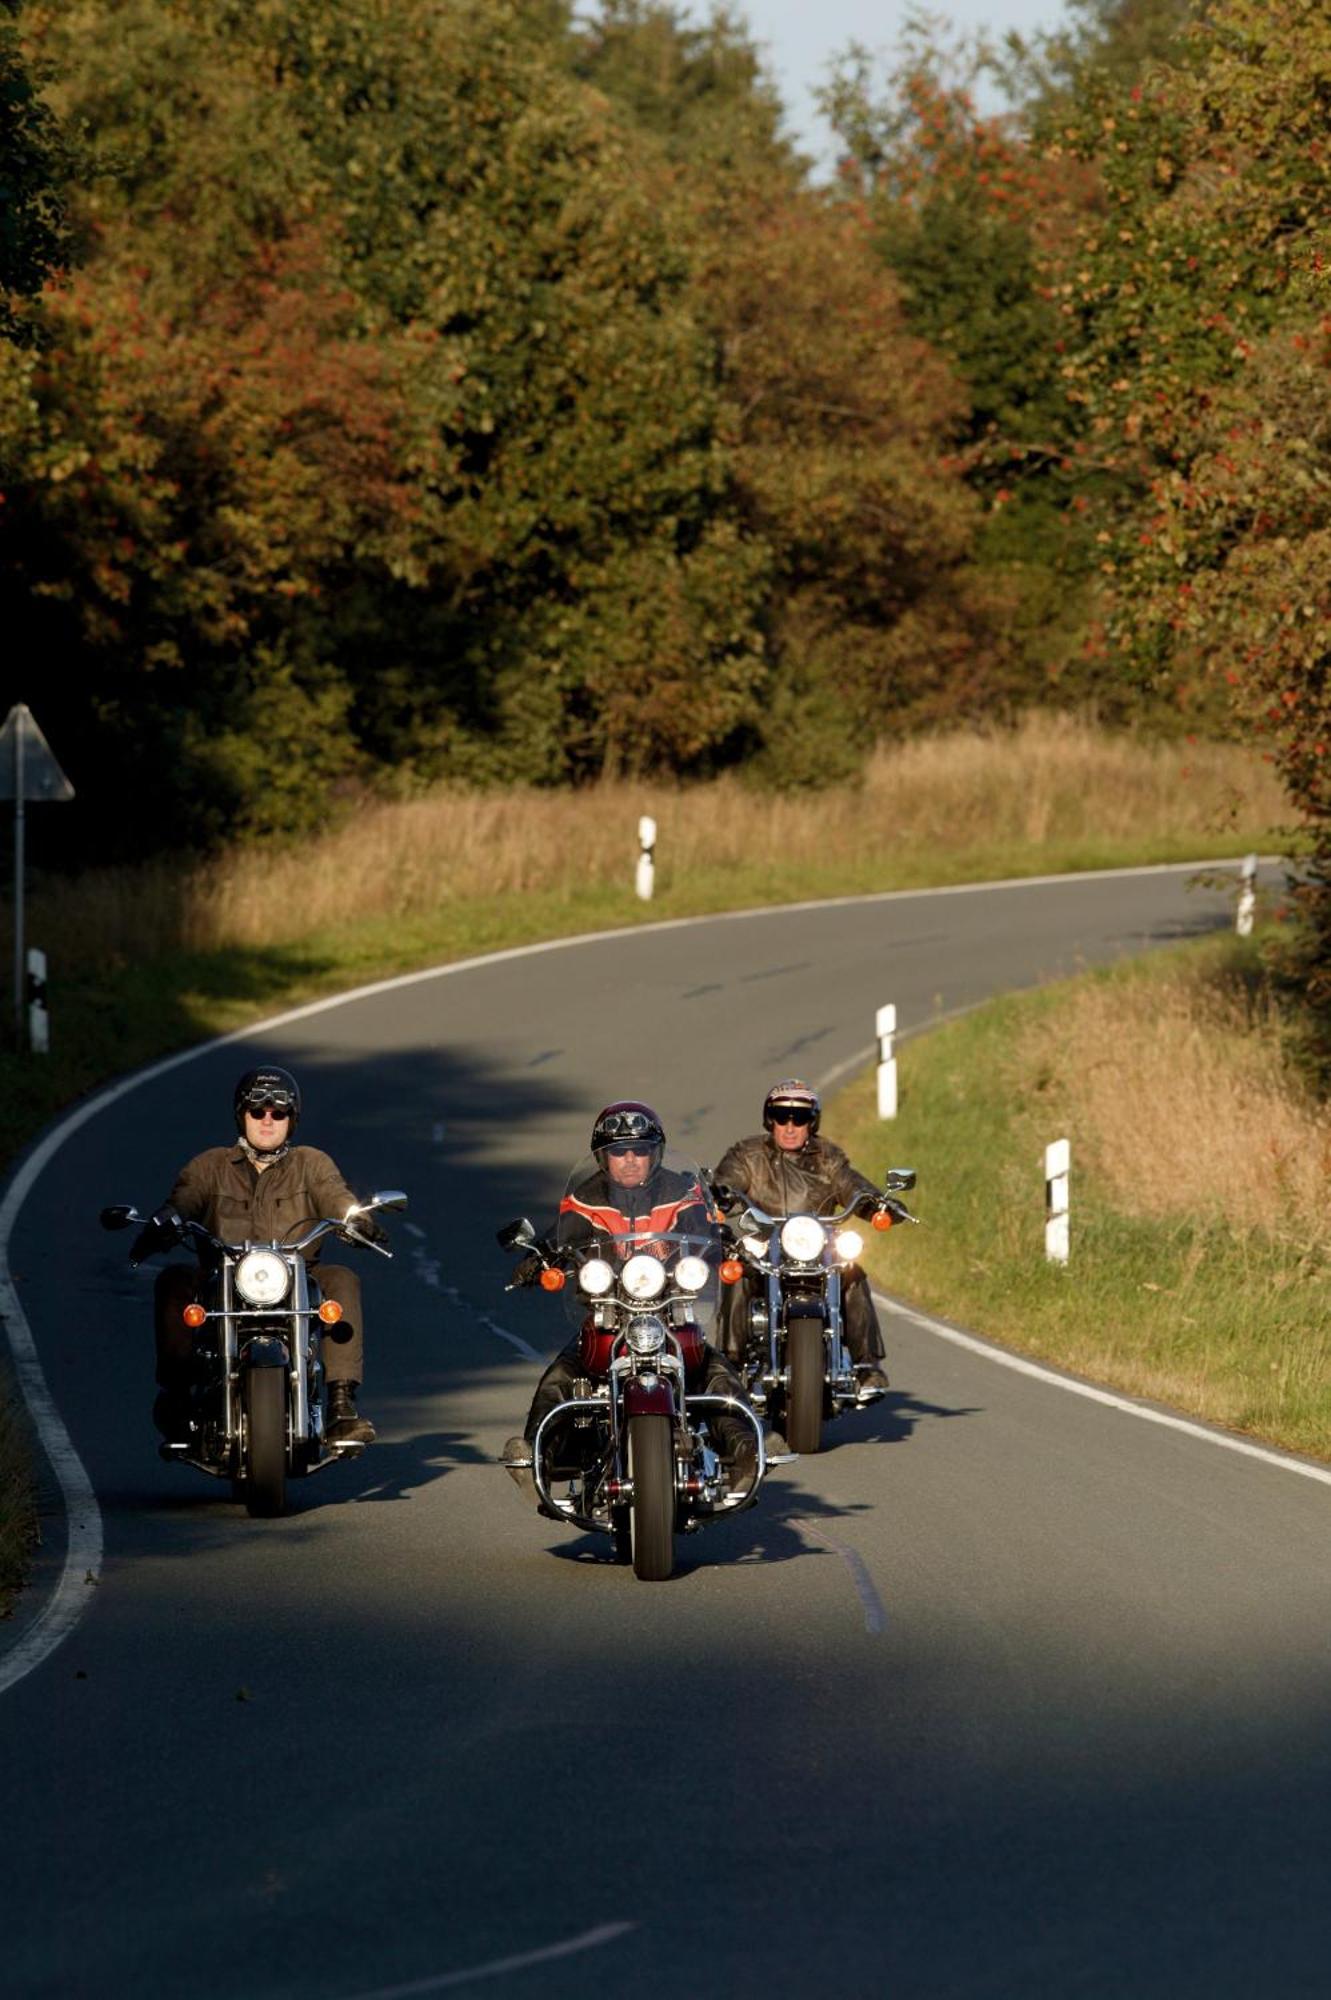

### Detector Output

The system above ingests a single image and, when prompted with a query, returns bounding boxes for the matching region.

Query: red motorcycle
[498,1146,764,1581]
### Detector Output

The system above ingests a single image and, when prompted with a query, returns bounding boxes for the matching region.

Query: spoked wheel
[785,1316,826,1455]
[242,1367,288,1518]
[627,1412,675,1581]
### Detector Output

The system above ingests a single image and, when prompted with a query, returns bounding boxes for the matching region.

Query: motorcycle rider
[501,1101,757,1497]
[712,1079,891,1401]
[133,1065,382,1447]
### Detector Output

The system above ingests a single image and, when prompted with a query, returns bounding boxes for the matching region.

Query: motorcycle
[497,1145,765,1582]
[99,1190,406,1516]
[713,1169,917,1455]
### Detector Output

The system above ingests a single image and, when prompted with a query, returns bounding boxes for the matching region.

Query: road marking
[793,1518,887,1634]
[879,1294,1331,1491]
[0,1120,105,1697]
[475,1315,542,1363]
[338,1921,635,1997]
[0,858,1265,1694]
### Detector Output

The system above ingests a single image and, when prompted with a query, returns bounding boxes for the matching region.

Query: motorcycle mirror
[885,1168,916,1192]
[99,1205,140,1231]
[496,1217,537,1253]
[364,1189,408,1213]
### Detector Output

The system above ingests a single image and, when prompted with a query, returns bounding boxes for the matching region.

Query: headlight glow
[742,1234,769,1260]
[626,1315,667,1355]
[235,1249,292,1307]
[622,1253,667,1300]
[675,1255,709,1293]
[578,1257,614,1296]
[780,1215,826,1262]
[834,1229,864,1260]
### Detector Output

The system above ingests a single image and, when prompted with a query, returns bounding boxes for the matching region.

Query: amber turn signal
[719,1258,745,1285]
[871,1211,893,1231]
[182,1303,207,1328]
[539,1267,566,1292]
[318,1299,344,1325]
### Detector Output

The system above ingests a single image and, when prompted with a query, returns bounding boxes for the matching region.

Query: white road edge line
[793,1518,887,1634]
[337,1920,635,1998]
[876,1292,1331,1490]
[0,857,1259,1694]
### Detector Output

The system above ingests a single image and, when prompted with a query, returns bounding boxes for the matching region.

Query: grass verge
[836,933,1331,1463]
[0,1370,38,1620]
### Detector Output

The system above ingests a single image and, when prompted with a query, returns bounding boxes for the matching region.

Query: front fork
[755,1266,854,1399]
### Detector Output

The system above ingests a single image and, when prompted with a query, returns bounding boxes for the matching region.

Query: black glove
[341,1214,390,1248]
[129,1206,182,1266]
[512,1250,546,1288]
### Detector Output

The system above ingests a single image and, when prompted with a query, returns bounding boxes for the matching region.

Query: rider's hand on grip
[512,1250,545,1288]
[129,1206,181,1266]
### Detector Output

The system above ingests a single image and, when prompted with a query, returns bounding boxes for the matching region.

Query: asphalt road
[8,863,1331,2000]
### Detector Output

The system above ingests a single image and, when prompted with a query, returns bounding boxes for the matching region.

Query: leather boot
[326,1380,375,1445]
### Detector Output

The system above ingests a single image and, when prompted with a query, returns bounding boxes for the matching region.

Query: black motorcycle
[714,1170,916,1454]
[100,1191,405,1515]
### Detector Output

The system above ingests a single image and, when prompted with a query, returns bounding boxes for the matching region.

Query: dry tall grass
[1019,959,1331,1248]
[28,713,1290,966]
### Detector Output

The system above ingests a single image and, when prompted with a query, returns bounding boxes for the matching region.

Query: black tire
[628,1412,675,1582]
[785,1316,825,1455]
[243,1367,288,1518]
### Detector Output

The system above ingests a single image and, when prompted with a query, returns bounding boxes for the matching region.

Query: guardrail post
[876,1003,897,1119]
[1045,1138,1069,1264]
[1236,853,1256,938]
[636,815,656,902]
[27,946,48,1054]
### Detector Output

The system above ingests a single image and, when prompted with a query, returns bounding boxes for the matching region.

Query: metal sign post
[0,704,74,1050]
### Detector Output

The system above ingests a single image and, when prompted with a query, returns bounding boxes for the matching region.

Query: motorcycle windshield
[554,1146,723,1337]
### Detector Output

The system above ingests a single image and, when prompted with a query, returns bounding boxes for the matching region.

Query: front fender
[622,1376,676,1419]
[241,1335,290,1371]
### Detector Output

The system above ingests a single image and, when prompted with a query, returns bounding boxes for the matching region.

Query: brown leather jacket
[165,1144,360,1262]
[711,1132,879,1219]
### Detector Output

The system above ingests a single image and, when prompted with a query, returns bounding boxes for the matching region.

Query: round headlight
[235,1249,291,1307]
[675,1255,710,1294]
[622,1253,666,1300]
[578,1257,614,1296]
[834,1228,864,1260]
[780,1215,826,1262]
[626,1315,666,1356]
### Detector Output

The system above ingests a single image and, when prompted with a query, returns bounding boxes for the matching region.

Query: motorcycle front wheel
[242,1367,288,1518]
[785,1316,826,1455]
[627,1412,675,1582]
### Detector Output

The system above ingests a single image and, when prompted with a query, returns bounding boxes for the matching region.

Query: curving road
[7,863,1331,2000]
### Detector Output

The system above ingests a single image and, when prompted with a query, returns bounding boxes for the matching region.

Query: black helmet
[591,1099,664,1169]
[234,1065,301,1134]
[763,1077,820,1135]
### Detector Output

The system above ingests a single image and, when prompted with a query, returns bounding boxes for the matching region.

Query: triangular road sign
[0,704,75,801]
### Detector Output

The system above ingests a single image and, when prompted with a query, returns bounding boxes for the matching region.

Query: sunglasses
[597,1110,657,1140]
[770,1107,814,1127]
[606,1142,655,1158]
[244,1098,292,1120]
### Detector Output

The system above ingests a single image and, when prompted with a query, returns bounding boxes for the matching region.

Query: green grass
[836,938,1331,1464]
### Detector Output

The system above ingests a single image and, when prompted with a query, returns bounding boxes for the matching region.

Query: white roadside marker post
[1045,1138,1070,1265]
[1236,853,1256,938]
[635,815,656,902]
[27,947,49,1054]
[876,1003,898,1120]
